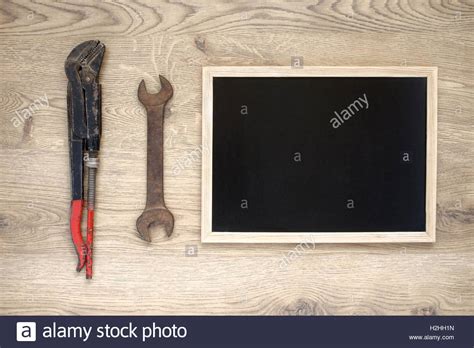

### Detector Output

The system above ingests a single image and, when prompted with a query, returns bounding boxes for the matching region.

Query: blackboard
[202,67,437,243]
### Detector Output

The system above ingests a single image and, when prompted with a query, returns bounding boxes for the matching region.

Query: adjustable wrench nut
[85,157,99,168]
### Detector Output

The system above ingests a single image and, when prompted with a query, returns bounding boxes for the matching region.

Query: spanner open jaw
[65,40,105,279]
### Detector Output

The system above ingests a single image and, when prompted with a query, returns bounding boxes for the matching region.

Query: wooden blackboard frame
[202,66,437,243]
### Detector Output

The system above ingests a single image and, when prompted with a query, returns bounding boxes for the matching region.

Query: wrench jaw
[65,40,105,78]
[137,75,173,108]
[136,208,174,242]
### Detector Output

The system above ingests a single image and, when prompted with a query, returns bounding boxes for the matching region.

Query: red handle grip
[86,209,94,279]
[70,199,86,272]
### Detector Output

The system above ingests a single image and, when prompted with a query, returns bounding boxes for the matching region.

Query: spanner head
[136,208,174,242]
[137,75,173,107]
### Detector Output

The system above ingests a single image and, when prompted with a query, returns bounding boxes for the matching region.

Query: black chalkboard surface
[202,67,437,243]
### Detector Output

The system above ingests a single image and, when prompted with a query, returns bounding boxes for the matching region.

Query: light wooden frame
[202,66,437,243]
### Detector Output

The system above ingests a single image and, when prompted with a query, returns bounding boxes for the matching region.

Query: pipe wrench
[65,40,105,279]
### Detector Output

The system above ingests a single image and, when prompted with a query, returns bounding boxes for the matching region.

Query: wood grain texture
[0,0,473,315]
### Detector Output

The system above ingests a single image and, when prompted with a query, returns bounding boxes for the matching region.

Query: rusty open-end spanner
[136,76,174,242]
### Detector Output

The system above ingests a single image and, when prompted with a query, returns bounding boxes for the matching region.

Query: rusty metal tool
[65,40,105,279]
[136,76,174,242]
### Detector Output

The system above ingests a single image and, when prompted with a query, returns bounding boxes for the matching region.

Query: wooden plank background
[0,0,473,315]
